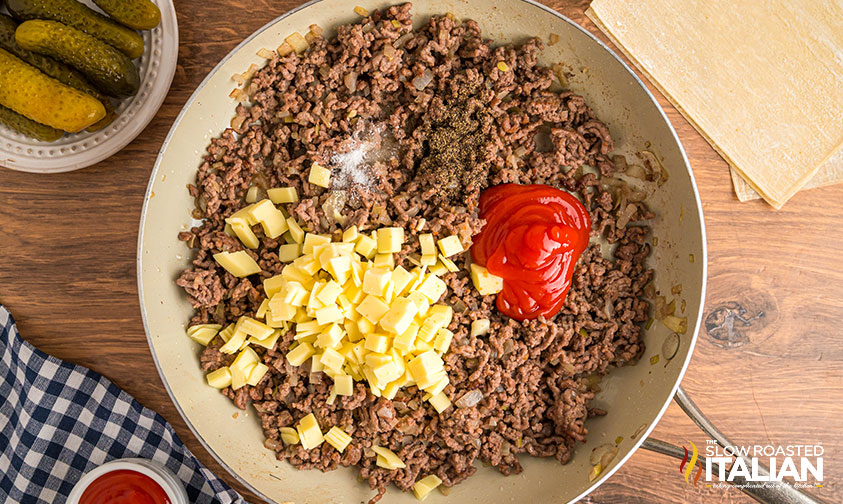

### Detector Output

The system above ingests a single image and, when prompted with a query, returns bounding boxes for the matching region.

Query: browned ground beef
[178,4,653,502]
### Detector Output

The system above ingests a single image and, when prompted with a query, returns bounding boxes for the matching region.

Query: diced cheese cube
[247,362,269,386]
[219,326,247,354]
[218,323,235,342]
[391,266,414,297]
[296,413,324,449]
[303,233,332,254]
[354,234,377,259]
[278,243,302,262]
[471,318,491,337]
[365,352,392,369]
[428,392,451,414]
[392,322,418,354]
[231,346,260,373]
[316,280,343,306]
[326,256,352,284]
[311,354,325,373]
[228,203,258,225]
[213,251,261,277]
[325,426,353,452]
[470,263,503,296]
[372,446,405,470]
[320,347,345,372]
[433,328,454,354]
[248,199,288,238]
[283,281,309,306]
[379,297,418,335]
[419,254,437,266]
[407,350,445,389]
[439,254,459,272]
[356,295,389,324]
[343,320,362,343]
[376,227,404,254]
[333,374,354,396]
[263,274,286,298]
[228,219,260,249]
[308,162,332,188]
[342,225,358,243]
[416,274,447,302]
[317,323,345,349]
[296,320,321,337]
[407,291,431,317]
[362,268,391,297]
[295,255,322,277]
[371,360,402,384]
[418,304,453,342]
[286,342,315,366]
[186,324,222,346]
[316,305,344,326]
[280,426,300,445]
[255,299,269,319]
[413,474,443,501]
[267,186,299,204]
[437,235,464,257]
[287,217,305,243]
[373,253,394,270]
[268,297,297,323]
[425,375,449,396]
[382,380,400,400]
[206,367,232,389]
[362,366,385,391]
[419,233,436,256]
[364,333,390,354]
[230,362,254,390]
[428,261,448,276]
[351,341,368,364]
[239,317,274,339]
[356,316,375,336]
[250,329,283,349]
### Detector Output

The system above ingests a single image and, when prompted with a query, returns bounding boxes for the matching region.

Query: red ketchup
[471,183,590,321]
[80,470,171,504]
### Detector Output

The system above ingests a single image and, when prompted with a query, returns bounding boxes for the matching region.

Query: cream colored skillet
[136,1,822,503]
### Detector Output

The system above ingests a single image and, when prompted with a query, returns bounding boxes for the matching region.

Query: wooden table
[0,1,840,502]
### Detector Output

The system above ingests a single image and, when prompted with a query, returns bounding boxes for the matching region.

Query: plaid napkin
[0,305,245,504]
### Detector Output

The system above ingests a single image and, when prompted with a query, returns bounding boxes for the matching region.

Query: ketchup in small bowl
[80,469,171,504]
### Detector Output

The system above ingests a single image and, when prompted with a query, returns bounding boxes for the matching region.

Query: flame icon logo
[679,441,704,486]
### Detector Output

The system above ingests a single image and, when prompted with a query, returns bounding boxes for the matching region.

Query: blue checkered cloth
[0,306,245,504]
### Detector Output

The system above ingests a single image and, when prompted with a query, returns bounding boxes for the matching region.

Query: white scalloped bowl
[0,0,178,173]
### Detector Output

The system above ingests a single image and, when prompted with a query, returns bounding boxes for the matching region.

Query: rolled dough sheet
[731,147,843,201]
[586,0,843,209]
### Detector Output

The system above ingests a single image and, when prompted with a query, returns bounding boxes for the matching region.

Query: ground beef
[177,4,653,502]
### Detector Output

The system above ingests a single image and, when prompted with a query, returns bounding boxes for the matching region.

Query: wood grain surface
[0,1,840,503]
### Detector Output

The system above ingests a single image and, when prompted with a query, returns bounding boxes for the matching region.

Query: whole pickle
[0,104,64,141]
[93,0,161,31]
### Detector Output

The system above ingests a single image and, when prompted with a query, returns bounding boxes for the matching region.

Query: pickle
[0,14,115,131]
[6,0,144,59]
[0,104,64,141]
[15,20,140,97]
[0,48,105,132]
[93,0,161,31]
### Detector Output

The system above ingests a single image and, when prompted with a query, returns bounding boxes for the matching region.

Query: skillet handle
[640,386,827,504]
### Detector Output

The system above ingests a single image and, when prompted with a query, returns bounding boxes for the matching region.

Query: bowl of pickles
[0,0,178,173]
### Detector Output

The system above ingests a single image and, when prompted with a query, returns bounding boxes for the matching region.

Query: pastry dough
[586,0,843,208]
[731,147,843,201]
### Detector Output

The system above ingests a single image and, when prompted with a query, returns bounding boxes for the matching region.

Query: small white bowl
[67,458,189,504]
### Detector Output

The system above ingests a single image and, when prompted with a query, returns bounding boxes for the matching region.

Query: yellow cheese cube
[296,413,324,449]
[418,304,453,341]
[379,297,418,335]
[218,323,235,342]
[342,225,359,242]
[282,281,309,307]
[390,266,414,297]
[280,426,300,445]
[362,268,391,297]
[186,324,222,346]
[470,263,503,296]
[231,346,260,373]
[373,446,406,469]
[333,374,354,396]
[230,362,254,390]
[419,233,435,256]
[407,291,431,317]
[343,320,362,343]
[317,323,345,348]
[206,367,232,389]
[428,392,451,414]
[439,254,459,273]
[428,261,448,276]
[308,162,332,188]
[267,186,299,204]
[416,274,447,302]
[267,297,297,323]
[419,254,437,266]
[325,426,353,452]
[316,280,343,306]
[425,375,449,396]
[255,299,269,320]
[364,333,390,354]
[392,322,418,354]
[382,381,400,400]
[409,267,428,292]
[303,233,331,255]
[287,217,305,243]
[286,342,315,366]
[228,203,258,226]
[365,352,393,369]
[213,251,261,277]
[376,227,404,254]
[263,274,286,298]
[316,305,344,326]
[356,316,375,336]
[471,318,491,337]
[293,254,321,276]
[356,295,389,324]
[320,347,345,372]
[248,199,288,238]
[296,320,321,337]
[413,474,443,501]
[278,243,302,262]
[354,234,377,259]
[227,219,260,249]
[239,317,274,339]
[246,362,269,386]
[412,338,434,354]
[219,326,247,354]
[351,341,369,363]
[372,360,402,384]
[433,328,454,354]
[326,256,352,284]
[437,235,464,257]
[362,366,384,391]
[407,350,445,389]
[373,253,394,270]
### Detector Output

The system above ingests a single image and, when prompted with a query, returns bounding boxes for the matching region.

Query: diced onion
[455,389,483,408]
[412,69,434,90]
[344,72,359,92]
[662,333,680,360]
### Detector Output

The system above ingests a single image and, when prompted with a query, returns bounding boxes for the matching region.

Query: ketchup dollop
[471,183,590,321]
[80,470,171,504]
